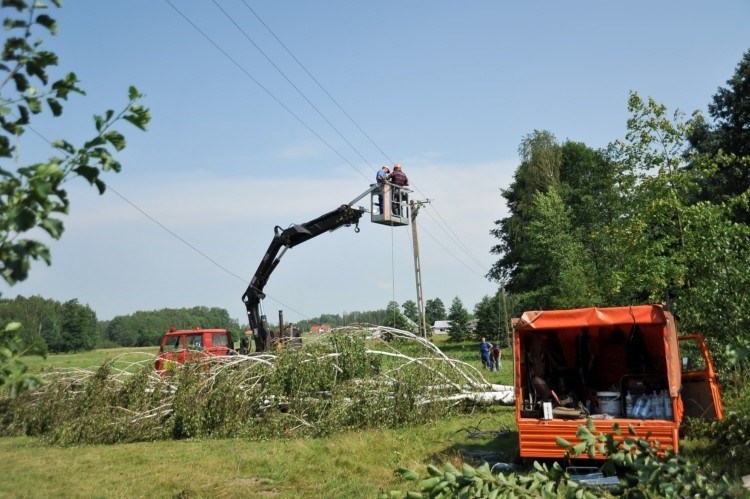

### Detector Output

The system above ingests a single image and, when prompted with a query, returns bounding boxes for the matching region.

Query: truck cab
[513,305,723,459]
[155,328,234,373]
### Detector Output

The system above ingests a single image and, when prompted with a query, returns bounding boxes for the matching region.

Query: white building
[432,320,451,335]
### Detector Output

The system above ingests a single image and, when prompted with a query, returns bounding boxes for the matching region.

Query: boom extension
[243,185,378,351]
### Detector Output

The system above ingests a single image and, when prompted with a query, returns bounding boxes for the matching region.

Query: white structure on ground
[432,320,451,335]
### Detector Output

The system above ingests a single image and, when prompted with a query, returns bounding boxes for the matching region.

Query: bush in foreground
[386,419,739,498]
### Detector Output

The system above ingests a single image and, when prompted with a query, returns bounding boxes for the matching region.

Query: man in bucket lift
[375,165,390,214]
[387,163,409,216]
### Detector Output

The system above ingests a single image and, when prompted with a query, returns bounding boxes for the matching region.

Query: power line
[422,204,488,274]
[222,3,490,277]
[104,183,315,320]
[164,0,371,183]
[238,0,395,166]
[20,119,315,321]
[210,0,378,173]
[165,1,493,285]
[417,216,488,280]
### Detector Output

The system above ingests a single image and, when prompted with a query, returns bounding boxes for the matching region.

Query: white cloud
[274,139,326,160]
[7,158,514,322]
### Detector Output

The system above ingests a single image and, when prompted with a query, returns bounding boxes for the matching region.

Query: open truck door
[513,305,723,460]
[676,334,723,421]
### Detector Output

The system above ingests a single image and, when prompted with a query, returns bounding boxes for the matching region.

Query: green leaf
[443,463,458,475]
[52,139,76,154]
[128,85,141,100]
[40,217,63,239]
[571,442,588,456]
[73,164,100,184]
[398,468,420,482]
[419,477,440,491]
[124,104,151,130]
[26,96,42,114]
[426,465,442,477]
[12,72,29,92]
[3,0,27,12]
[46,97,62,116]
[555,436,571,448]
[103,131,125,151]
[34,13,57,34]
[14,208,37,231]
[84,136,105,149]
[3,322,22,333]
[31,179,52,200]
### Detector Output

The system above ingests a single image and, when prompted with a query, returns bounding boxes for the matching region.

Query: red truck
[513,304,723,460]
[154,328,234,373]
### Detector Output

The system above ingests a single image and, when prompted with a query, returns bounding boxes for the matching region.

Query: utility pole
[410,199,430,338]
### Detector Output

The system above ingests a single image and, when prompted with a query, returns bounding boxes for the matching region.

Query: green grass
[23,346,157,374]
[2,339,518,497]
[5,339,732,497]
[0,406,517,498]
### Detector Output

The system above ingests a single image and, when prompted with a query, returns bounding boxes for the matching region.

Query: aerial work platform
[370,183,411,226]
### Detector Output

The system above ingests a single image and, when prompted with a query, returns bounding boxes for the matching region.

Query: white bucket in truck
[597,391,621,416]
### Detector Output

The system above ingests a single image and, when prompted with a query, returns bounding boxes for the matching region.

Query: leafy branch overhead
[0,0,151,286]
[0,0,150,399]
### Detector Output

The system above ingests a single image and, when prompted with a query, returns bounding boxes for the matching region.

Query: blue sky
[5,1,749,324]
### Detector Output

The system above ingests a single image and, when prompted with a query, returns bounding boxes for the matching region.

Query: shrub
[388,419,739,498]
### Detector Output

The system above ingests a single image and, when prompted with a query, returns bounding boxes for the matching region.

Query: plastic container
[596,391,622,416]
[625,391,633,418]
[653,391,664,419]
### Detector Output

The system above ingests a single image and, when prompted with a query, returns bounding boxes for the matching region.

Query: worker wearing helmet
[387,163,409,216]
[387,163,409,186]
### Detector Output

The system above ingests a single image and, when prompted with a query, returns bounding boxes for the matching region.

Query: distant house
[432,320,451,335]
[468,319,478,333]
[310,324,332,333]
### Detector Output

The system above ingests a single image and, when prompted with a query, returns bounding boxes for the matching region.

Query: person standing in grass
[480,337,493,369]
[491,344,501,371]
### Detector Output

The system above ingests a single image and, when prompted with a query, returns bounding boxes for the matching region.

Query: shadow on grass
[427,415,524,469]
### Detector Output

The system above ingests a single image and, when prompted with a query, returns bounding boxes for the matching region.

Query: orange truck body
[155,328,234,372]
[513,305,723,460]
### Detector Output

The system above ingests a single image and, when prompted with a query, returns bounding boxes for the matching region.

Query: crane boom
[242,185,378,351]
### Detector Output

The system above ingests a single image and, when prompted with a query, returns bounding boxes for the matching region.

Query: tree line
[0,293,513,354]
[488,49,750,361]
[0,295,240,354]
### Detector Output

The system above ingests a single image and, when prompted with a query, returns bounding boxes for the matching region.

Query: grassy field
[24,346,158,373]
[3,338,516,497]
[0,408,516,498]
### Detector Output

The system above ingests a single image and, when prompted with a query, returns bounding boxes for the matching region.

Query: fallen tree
[0,325,512,445]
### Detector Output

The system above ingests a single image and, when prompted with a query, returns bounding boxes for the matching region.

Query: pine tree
[447,297,471,342]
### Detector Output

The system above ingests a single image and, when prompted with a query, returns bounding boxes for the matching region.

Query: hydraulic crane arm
[242,185,377,352]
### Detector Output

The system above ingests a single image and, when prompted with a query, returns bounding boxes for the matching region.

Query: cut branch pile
[0,325,512,445]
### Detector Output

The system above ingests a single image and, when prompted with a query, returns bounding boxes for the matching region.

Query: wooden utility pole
[410,199,430,338]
